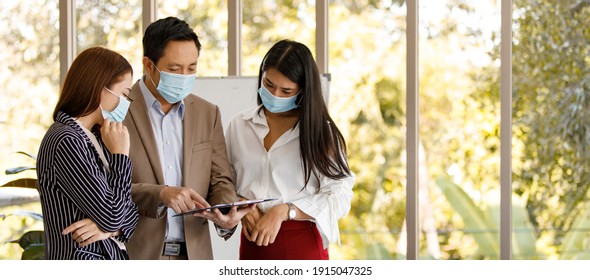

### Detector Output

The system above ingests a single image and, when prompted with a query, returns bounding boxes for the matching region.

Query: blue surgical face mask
[101,88,130,123]
[149,63,195,104]
[258,84,300,113]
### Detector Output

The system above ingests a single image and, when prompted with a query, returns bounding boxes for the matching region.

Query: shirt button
[166,141,170,145]
[168,165,173,169]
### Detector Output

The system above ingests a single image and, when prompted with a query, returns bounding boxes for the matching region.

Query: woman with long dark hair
[225,39,355,260]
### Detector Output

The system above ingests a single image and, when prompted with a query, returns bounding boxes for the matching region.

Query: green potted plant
[1,151,44,260]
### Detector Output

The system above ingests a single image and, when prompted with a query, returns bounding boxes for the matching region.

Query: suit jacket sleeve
[131,182,166,219]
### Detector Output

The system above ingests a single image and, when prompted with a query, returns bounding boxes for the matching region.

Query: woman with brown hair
[36,46,138,260]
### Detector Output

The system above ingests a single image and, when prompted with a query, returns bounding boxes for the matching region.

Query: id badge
[163,243,181,256]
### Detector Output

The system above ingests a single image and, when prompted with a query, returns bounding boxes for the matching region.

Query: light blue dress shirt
[139,77,185,242]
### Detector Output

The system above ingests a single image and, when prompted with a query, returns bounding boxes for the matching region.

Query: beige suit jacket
[123,80,238,259]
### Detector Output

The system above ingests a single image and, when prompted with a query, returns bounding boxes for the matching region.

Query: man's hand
[194,203,256,229]
[159,186,210,214]
[62,218,113,247]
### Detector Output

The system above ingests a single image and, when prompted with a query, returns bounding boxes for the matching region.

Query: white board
[193,76,258,131]
[193,74,331,131]
[192,74,330,260]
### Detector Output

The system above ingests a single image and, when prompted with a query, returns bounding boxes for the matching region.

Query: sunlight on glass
[329,0,406,260]
[158,0,228,76]
[420,0,501,260]
[0,0,59,260]
[242,0,315,76]
[76,0,143,82]
[512,0,590,260]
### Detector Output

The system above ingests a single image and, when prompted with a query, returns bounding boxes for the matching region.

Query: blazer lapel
[182,96,196,187]
[128,81,165,185]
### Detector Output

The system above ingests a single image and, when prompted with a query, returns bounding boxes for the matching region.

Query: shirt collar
[242,105,266,126]
[243,105,300,140]
[55,111,97,150]
[56,111,88,137]
[139,75,185,119]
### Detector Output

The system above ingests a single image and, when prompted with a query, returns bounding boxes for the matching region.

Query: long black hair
[257,39,351,188]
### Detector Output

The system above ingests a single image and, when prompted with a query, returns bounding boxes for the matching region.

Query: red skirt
[240,220,329,260]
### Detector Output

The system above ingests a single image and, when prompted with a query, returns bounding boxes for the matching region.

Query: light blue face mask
[101,88,130,123]
[258,84,300,113]
[150,63,195,104]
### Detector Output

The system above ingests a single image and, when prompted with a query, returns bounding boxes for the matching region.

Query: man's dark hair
[143,16,201,64]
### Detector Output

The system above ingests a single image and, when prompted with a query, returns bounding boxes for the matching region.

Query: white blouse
[225,105,355,248]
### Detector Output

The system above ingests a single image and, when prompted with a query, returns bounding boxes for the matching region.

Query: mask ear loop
[147,60,161,89]
[150,60,162,73]
[104,87,118,97]
[295,90,303,107]
[98,88,112,114]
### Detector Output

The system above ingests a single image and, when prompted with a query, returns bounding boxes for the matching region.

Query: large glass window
[76,0,143,81]
[0,0,59,259]
[329,0,407,260]
[419,0,501,259]
[158,0,228,76]
[4,0,589,262]
[512,0,590,260]
[242,0,315,76]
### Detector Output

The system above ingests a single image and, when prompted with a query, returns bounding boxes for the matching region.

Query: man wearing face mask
[122,17,252,260]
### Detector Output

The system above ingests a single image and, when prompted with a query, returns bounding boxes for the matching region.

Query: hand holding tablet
[173,198,277,216]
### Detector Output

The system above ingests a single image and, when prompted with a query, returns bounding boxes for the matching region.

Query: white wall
[194,76,259,130]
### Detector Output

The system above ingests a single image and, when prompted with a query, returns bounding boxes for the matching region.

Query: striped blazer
[36,111,138,260]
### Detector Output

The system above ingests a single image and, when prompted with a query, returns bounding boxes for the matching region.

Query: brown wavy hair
[53,46,132,120]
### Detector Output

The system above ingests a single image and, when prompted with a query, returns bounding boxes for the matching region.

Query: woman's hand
[249,204,288,246]
[241,206,263,241]
[62,218,114,247]
[100,118,130,155]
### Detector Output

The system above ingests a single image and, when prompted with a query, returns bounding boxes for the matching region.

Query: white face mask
[101,87,130,122]
[258,84,300,113]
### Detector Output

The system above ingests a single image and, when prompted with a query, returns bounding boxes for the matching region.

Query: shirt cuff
[215,224,237,241]
[157,203,167,219]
